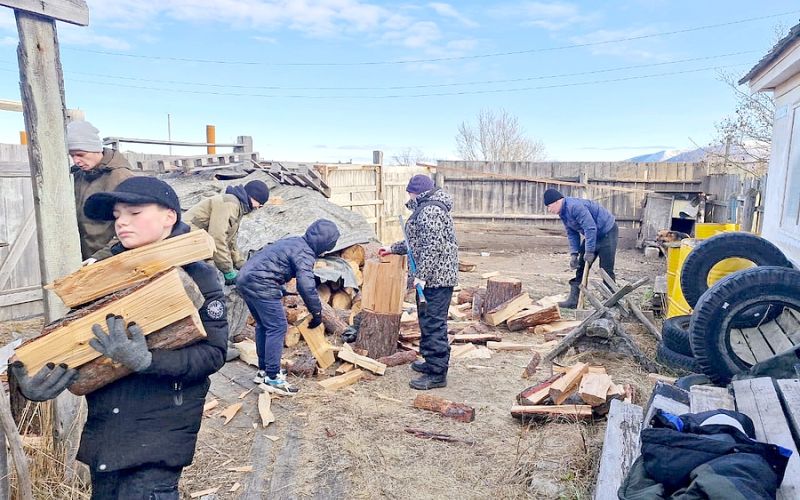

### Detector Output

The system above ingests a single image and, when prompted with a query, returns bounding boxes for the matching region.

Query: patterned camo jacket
[390,188,458,288]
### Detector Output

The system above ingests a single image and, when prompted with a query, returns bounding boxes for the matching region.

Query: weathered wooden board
[594,400,643,500]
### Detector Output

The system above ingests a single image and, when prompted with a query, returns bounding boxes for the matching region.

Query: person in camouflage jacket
[381,174,458,390]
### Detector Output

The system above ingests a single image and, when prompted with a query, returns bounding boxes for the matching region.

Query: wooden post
[235,135,254,164]
[373,150,385,242]
[19,130,27,144]
[9,0,90,480]
[206,124,216,154]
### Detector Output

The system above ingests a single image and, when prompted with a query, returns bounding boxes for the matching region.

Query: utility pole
[1,0,90,482]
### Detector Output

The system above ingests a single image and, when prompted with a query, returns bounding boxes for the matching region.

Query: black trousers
[416,286,453,375]
[91,465,182,500]
[571,223,619,284]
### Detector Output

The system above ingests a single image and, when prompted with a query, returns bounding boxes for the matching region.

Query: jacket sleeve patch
[204,299,226,320]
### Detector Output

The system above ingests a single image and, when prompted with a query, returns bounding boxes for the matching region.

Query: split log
[450,343,477,359]
[321,302,349,337]
[554,365,606,374]
[340,244,366,267]
[535,294,567,308]
[456,288,476,305]
[285,326,300,348]
[349,295,362,324]
[483,293,532,326]
[413,394,475,423]
[456,322,492,336]
[331,291,352,310]
[483,277,522,313]
[345,260,363,286]
[334,308,351,325]
[549,363,589,405]
[448,306,469,321]
[235,339,258,367]
[296,317,335,369]
[47,230,215,308]
[361,255,407,315]
[471,288,487,319]
[70,315,205,395]
[533,320,581,335]
[506,304,562,332]
[510,405,593,420]
[14,269,203,375]
[337,343,386,375]
[517,373,563,405]
[376,349,417,367]
[318,369,364,391]
[282,295,309,325]
[486,342,536,351]
[458,260,477,272]
[336,362,354,374]
[521,351,542,379]
[317,284,332,305]
[354,310,401,359]
[281,353,317,377]
[578,373,614,406]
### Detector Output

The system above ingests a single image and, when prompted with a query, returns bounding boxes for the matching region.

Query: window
[781,106,800,230]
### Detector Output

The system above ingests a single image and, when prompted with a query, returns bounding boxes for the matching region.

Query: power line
[0,51,754,92]
[29,62,747,99]
[59,9,798,67]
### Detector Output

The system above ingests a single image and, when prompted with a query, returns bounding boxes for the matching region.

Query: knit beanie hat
[406,174,435,194]
[84,177,182,222]
[543,188,564,206]
[67,120,103,153]
[244,180,270,205]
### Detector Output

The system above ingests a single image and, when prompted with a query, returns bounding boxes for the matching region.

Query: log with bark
[510,405,593,421]
[483,293,532,326]
[471,288,487,319]
[331,291,352,310]
[516,373,563,405]
[412,394,475,423]
[506,304,562,332]
[281,353,317,377]
[376,349,417,367]
[483,277,522,313]
[458,260,477,272]
[340,244,366,267]
[317,284,332,305]
[456,287,477,305]
[354,310,401,359]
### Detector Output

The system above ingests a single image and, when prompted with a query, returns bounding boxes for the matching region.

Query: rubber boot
[558,282,580,309]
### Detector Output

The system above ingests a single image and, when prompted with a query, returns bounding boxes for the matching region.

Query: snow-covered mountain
[625,149,691,162]
[624,143,766,163]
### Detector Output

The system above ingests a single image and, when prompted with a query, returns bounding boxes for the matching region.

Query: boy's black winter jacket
[77,222,228,473]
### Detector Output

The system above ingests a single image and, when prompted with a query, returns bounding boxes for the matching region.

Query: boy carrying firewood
[10,177,228,500]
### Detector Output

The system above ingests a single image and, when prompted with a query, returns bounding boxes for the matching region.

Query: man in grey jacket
[380,175,458,390]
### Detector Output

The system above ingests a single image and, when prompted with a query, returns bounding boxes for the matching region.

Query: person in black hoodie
[10,177,228,500]
[237,219,340,395]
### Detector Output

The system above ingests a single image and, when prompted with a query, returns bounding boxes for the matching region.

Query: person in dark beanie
[184,179,270,284]
[9,177,228,499]
[68,120,134,263]
[237,219,340,395]
[544,188,618,308]
[379,174,458,390]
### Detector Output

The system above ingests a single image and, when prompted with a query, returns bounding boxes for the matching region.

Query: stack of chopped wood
[313,243,369,320]
[11,231,217,395]
[511,363,631,422]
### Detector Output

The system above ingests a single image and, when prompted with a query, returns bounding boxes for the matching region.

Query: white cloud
[383,20,442,49]
[58,25,132,50]
[492,1,590,31]
[0,36,15,46]
[428,3,477,28]
[569,27,669,60]
[252,35,278,44]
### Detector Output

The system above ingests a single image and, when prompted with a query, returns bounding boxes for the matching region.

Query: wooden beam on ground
[48,230,215,307]
[510,404,593,420]
[318,369,364,391]
[337,343,386,375]
[13,269,202,374]
[451,333,502,344]
[594,400,643,500]
[688,385,734,413]
[413,394,475,423]
[296,317,335,370]
[548,363,588,405]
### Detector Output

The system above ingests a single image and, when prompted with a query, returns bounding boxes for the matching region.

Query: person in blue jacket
[236,219,340,395]
[544,188,618,309]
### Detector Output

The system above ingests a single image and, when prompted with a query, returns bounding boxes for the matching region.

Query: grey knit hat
[67,120,103,153]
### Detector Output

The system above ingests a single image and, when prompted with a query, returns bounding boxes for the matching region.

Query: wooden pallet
[252,161,331,197]
[730,309,800,365]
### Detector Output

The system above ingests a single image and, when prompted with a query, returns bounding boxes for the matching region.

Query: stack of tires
[656,232,798,383]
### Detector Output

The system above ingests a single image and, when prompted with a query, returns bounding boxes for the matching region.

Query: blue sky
[0,1,797,163]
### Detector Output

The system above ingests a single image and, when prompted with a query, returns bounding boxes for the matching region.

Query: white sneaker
[253,370,266,384]
[262,371,299,396]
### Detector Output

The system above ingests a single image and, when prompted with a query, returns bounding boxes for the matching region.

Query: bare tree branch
[455,108,546,162]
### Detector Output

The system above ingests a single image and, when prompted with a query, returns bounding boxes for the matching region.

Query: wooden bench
[594,378,800,499]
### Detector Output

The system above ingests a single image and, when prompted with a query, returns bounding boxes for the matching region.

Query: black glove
[569,253,580,270]
[308,313,323,329]
[584,252,597,266]
[10,362,78,402]
[341,326,358,344]
[90,315,152,372]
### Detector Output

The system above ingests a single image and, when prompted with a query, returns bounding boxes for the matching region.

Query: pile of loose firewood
[511,362,633,422]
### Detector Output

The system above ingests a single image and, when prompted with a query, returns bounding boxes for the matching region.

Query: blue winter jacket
[236,219,340,318]
[559,197,616,253]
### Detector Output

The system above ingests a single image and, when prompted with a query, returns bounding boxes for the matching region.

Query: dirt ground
[0,225,666,499]
[181,225,666,500]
